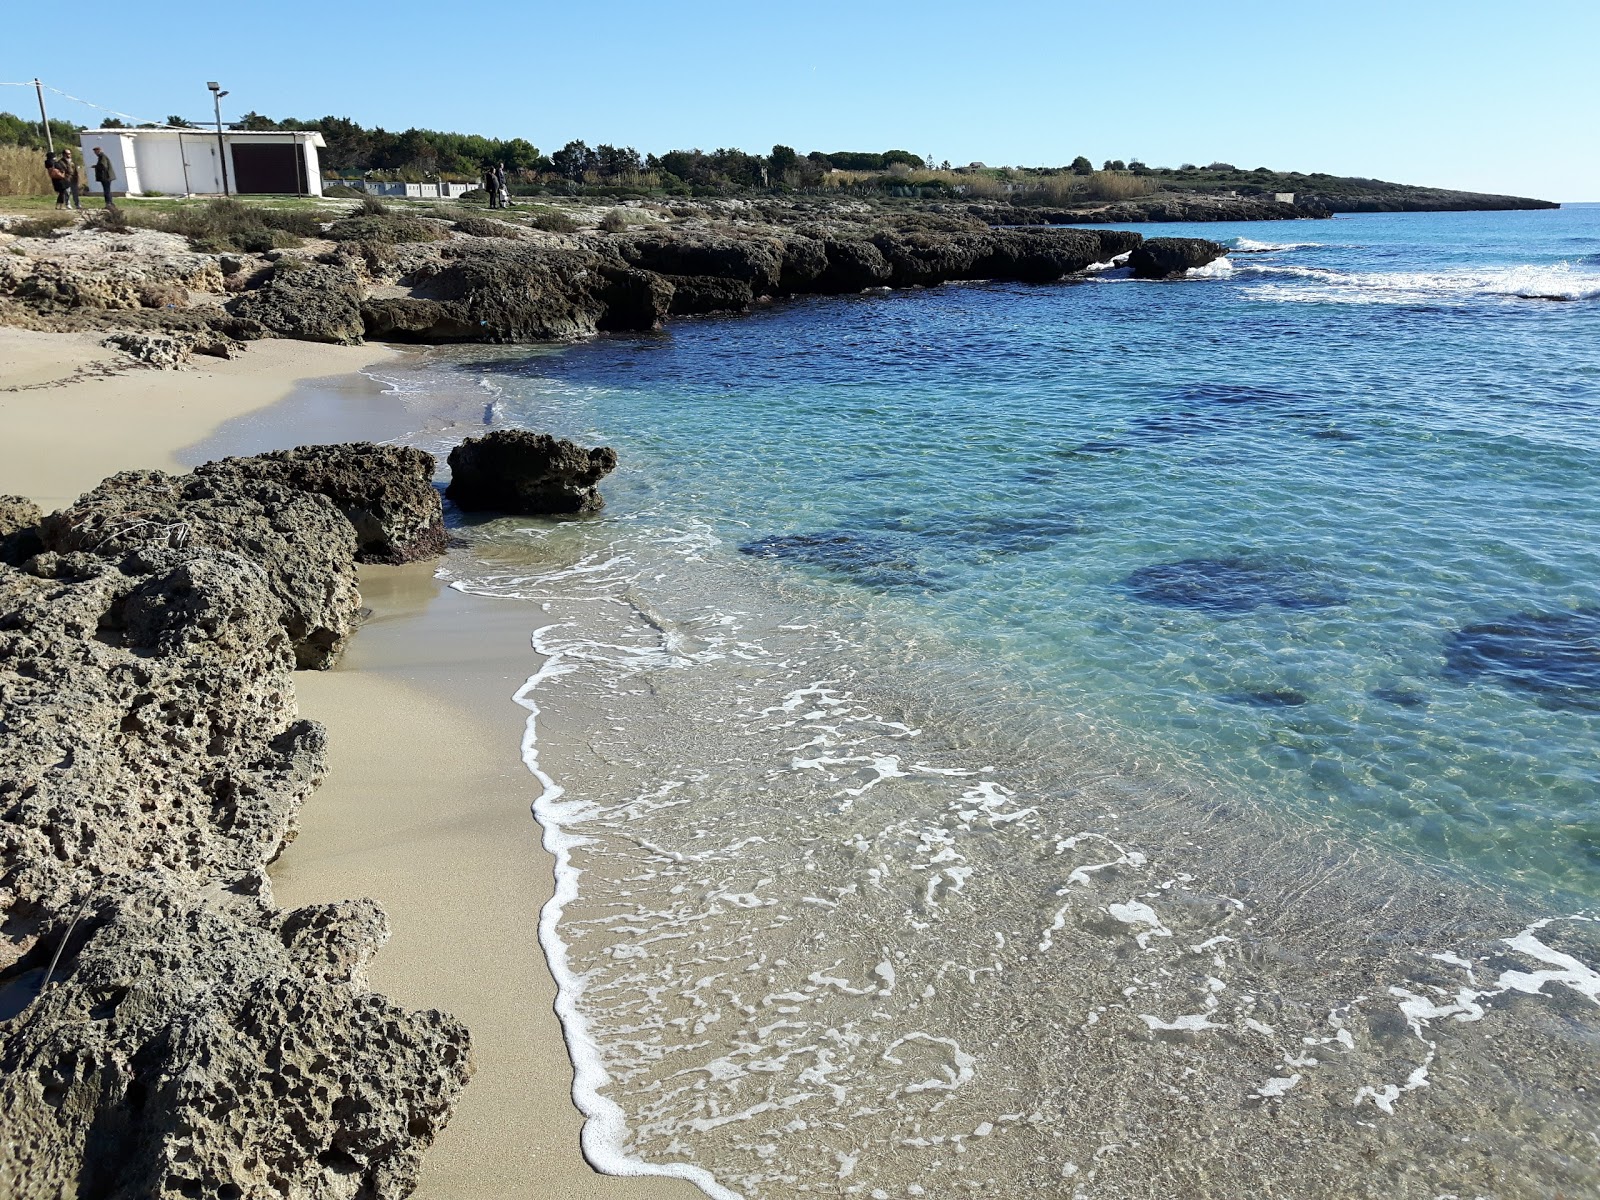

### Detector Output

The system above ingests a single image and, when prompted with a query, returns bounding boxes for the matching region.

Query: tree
[166,115,196,128]
[769,144,799,177]
[1070,155,1094,175]
[1103,159,1126,172]
[552,139,596,181]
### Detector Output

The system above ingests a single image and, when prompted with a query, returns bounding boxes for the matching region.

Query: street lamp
[207,82,230,196]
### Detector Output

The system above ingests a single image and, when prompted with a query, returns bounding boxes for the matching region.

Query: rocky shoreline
[0,444,468,1197]
[0,200,1228,357]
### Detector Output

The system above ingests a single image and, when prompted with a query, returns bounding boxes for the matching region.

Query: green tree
[1070,155,1093,175]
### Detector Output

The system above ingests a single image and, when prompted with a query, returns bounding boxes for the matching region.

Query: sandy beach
[0,327,698,1199]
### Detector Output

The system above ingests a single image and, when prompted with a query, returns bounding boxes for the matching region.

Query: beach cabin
[76,129,326,198]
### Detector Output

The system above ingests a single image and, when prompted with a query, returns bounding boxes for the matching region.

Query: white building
[76,129,326,198]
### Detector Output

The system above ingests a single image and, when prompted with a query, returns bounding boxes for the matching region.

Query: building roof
[80,128,327,148]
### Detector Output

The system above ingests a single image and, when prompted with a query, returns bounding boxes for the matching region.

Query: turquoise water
[384,206,1600,1198]
[448,206,1600,902]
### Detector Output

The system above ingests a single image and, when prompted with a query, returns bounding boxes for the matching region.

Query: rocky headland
[0,200,1226,357]
[0,444,469,1198]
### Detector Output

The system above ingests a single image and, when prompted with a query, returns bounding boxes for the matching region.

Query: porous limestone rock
[37,468,361,669]
[446,429,618,515]
[228,261,366,345]
[0,444,467,1198]
[0,878,470,1200]
[200,444,446,565]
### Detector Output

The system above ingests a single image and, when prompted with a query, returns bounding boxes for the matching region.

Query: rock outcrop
[1128,237,1228,279]
[0,444,469,1198]
[446,429,618,515]
[228,261,366,344]
[200,443,446,565]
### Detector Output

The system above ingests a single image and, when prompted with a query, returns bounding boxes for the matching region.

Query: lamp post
[207,82,230,196]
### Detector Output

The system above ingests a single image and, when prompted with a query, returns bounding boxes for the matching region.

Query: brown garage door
[230,143,305,194]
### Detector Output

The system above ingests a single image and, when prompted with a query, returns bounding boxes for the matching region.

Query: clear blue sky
[5,0,1596,200]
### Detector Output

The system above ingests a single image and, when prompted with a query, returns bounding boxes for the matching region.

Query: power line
[0,79,188,130]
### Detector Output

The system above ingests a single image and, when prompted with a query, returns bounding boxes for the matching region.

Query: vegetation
[151,199,321,252]
[6,213,75,238]
[0,144,49,197]
[322,211,447,246]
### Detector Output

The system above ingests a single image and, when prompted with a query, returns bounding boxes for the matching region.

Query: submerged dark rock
[1443,608,1600,708]
[1223,688,1311,708]
[861,509,1087,555]
[740,530,933,590]
[1077,384,1338,452]
[446,429,618,515]
[1372,686,1429,709]
[1123,555,1348,614]
[1128,237,1228,280]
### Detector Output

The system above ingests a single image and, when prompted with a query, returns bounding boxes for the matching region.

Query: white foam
[1184,257,1234,279]
[515,630,744,1200]
[1237,259,1600,304]
[1229,237,1323,253]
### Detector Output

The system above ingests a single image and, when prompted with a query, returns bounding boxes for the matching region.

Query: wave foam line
[513,623,744,1200]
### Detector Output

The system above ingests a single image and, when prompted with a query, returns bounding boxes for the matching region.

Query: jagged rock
[446,429,618,515]
[0,444,464,1198]
[0,496,43,569]
[814,237,895,292]
[228,261,366,344]
[0,549,314,953]
[0,496,40,539]
[369,245,672,342]
[614,234,785,292]
[200,443,446,564]
[100,330,237,370]
[664,274,756,315]
[0,878,470,1200]
[1128,237,1228,279]
[37,468,361,669]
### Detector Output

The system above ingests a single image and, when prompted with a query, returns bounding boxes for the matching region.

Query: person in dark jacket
[91,147,116,207]
[58,149,81,210]
[45,152,68,208]
[482,164,499,208]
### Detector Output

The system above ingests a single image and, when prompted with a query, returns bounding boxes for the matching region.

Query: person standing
[482,164,499,208]
[58,149,82,210]
[45,152,68,208]
[495,162,512,209]
[91,147,116,208]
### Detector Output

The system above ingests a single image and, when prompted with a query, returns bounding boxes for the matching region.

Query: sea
[381,206,1600,1199]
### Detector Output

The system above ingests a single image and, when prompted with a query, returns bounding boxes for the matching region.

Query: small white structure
[1273,192,1296,204]
[76,129,326,198]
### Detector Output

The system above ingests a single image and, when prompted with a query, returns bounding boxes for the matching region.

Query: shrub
[598,209,629,233]
[453,215,521,239]
[323,214,447,245]
[87,207,132,234]
[522,205,578,234]
[155,199,316,253]
[354,195,390,216]
[7,213,75,239]
[321,183,362,198]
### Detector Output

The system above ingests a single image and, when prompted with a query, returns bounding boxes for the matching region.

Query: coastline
[0,327,695,1198]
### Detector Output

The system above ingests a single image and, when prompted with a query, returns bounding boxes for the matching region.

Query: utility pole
[207,82,230,195]
[34,79,53,153]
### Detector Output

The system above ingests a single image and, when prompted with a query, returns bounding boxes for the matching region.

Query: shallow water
[385,207,1600,1197]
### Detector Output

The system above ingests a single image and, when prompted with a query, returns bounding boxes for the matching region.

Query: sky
[4,0,1597,200]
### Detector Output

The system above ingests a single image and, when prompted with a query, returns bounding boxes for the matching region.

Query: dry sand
[0,328,396,509]
[0,327,701,1199]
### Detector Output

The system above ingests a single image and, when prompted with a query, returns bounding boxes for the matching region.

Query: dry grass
[0,145,51,197]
